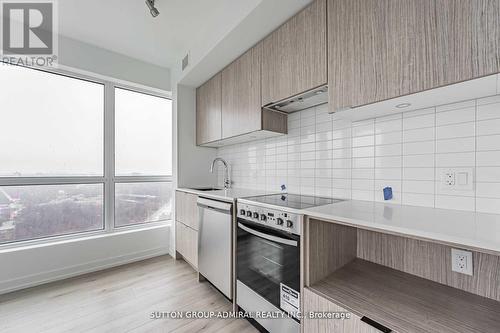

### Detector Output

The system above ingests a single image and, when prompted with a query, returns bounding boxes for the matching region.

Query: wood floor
[0,256,259,333]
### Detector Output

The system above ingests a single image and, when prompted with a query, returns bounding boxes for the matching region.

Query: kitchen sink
[190,187,223,192]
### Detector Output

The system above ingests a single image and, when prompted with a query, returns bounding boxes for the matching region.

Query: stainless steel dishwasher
[197,197,233,299]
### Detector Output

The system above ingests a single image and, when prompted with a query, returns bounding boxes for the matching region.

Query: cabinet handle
[360,316,392,333]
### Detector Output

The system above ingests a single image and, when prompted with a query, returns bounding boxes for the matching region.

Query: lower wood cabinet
[175,190,199,269]
[303,288,381,333]
[175,191,199,230]
[176,221,198,269]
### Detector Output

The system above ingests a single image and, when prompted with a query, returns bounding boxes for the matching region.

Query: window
[114,88,172,227]
[114,182,172,227]
[0,184,103,244]
[0,65,172,246]
[0,65,104,177]
[115,88,172,176]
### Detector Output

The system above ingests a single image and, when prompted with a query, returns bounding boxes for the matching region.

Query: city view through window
[0,65,172,245]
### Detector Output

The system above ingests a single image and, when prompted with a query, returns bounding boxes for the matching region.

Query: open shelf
[309,258,500,333]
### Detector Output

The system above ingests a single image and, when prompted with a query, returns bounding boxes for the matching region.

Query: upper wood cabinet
[196,73,222,145]
[261,0,327,106]
[221,43,263,139]
[328,0,500,111]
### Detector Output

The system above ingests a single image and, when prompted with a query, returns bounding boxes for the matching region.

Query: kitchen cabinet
[261,0,327,106]
[175,221,198,269]
[196,73,222,145]
[328,0,500,112]
[197,44,287,147]
[221,43,263,139]
[175,190,198,230]
[303,288,380,333]
[175,190,199,269]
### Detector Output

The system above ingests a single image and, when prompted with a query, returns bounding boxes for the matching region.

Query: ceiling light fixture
[395,102,411,108]
[145,0,160,17]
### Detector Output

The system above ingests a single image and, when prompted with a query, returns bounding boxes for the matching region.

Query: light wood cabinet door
[262,0,327,106]
[175,191,198,230]
[303,288,381,333]
[176,222,198,269]
[328,0,500,111]
[221,43,263,139]
[196,73,222,145]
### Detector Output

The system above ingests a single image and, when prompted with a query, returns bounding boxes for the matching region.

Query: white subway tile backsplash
[477,151,500,166]
[403,141,435,155]
[476,182,500,198]
[436,137,475,153]
[351,169,374,180]
[352,146,375,158]
[476,103,500,120]
[217,96,500,214]
[476,119,500,136]
[403,193,435,207]
[353,157,375,169]
[352,135,375,147]
[375,132,403,145]
[375,156,402,168]
[477,135,500,151]
[436,122,475,140]
[477,167,500,182]
[403,154,435,168]
[436,107,475,126]
[403,168,435,181]
[476,198,500,214]
[435,152,475,167]
[403,127,435,143]
[376,143,402,157]
[403,113,435,130]
[435,195,475,211]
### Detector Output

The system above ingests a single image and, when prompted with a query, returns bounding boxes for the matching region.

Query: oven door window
[237,220,300,313]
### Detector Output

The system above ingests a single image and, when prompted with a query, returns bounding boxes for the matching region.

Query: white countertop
[303,200,500,256]
[177,187,276,203]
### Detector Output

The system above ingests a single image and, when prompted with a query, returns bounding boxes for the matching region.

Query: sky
[0,64,172,177]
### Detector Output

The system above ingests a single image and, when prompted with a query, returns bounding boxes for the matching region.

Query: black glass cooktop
[243,193,343,210]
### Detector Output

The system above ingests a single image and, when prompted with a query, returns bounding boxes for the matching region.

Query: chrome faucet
[210,157,230,189]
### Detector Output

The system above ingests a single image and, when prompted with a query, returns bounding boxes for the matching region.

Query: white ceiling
[58,0,263,69]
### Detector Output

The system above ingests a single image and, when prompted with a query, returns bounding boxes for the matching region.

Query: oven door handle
[238,223,298,247]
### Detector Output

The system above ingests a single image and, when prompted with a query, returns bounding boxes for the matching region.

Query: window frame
[0,64,172,249]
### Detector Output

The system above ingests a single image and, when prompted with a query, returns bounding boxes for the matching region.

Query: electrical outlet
[444,171,455,186]
[451,248,473,276]
[440,168,474,192]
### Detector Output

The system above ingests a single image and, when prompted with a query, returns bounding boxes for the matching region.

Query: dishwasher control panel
[237,203,301,235]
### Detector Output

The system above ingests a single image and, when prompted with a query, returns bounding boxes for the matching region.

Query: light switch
[457,172,468,185]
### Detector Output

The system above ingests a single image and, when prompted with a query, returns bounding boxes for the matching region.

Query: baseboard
[0,247,170,295]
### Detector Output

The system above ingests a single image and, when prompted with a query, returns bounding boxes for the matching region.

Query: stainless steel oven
[236,200,302,333]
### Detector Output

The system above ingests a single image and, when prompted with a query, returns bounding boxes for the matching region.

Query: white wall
[59,35,171,91]
[175,85,217,188]
[0,37,172,295]
[0,225,169,294]
[217,94,500,214]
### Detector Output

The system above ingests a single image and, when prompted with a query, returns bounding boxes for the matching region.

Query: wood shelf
[309,259,500,333]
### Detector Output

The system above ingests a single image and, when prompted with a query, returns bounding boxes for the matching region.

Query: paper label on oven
[280,283,300,319]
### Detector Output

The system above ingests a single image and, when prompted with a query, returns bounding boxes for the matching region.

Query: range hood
[264,86,328,113]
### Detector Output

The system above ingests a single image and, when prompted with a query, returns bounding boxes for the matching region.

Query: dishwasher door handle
[197,197,232,213]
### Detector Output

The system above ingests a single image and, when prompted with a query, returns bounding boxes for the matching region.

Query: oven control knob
[246,210,252,217]
[286,220,293,228]
[253,212,259,219]
[276,218,284,226]
[240,209,246,215]
[260,214,267,221]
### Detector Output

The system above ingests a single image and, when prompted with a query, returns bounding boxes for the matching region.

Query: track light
[145,0,160,17]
